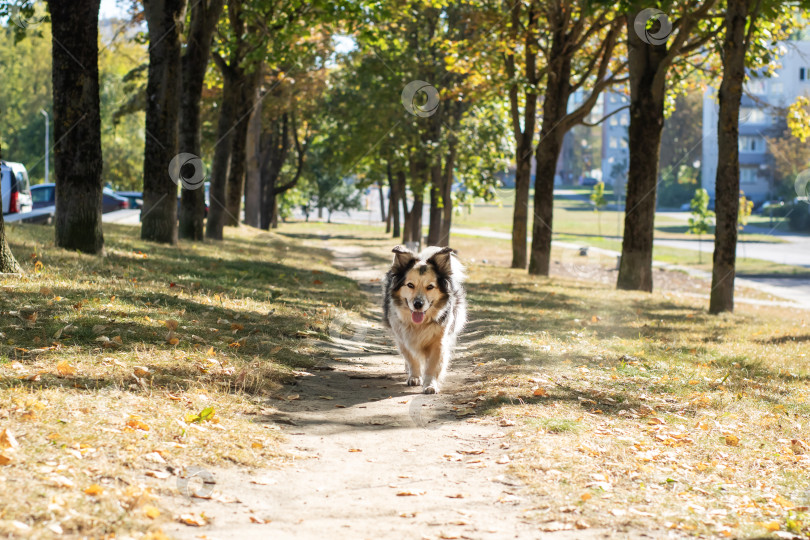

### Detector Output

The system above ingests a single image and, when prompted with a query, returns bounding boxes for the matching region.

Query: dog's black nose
[413,299,424,310]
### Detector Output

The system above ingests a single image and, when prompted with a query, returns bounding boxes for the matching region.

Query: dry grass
[0,222,364,537]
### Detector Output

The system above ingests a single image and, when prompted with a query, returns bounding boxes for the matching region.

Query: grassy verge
[0,222,362,537]
[454,189,785,244]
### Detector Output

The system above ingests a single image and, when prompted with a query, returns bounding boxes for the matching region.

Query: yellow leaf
[755,521,780,532]
[0,428,19,450]
[84,484,104,496]
[56,361,77,377]
[724,434,740,446]
[167,337,180,346]
[348,448,362,452]
[532,387,548,397]
[126,416,150,431]
[144,505,161,519]
[0,452,13,465]
[178,513,207,527]
[164,319,179,331]
[251,442,263,449]
[581,493,592,502]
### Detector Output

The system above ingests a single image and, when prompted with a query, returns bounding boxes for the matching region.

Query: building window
[619,114,628,126]
[609,137,618,149]
[801,67,806,81]
[740,107,767,124]
[747,80,766,95]
[739,136,765,152]
[771,82,784,95]
[740,167,759,184]
[610,116,618,126]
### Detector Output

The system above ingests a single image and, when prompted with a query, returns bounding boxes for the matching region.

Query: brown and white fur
[382,245,467,394]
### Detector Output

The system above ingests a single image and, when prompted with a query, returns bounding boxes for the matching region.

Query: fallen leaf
[724,434,740,447]
[126,416,150,431]
[532,387,548,397]
[164,320,179,331]
[250,516,271,524]
[84,484,104,496]
[178,513,207,527]
[0,428,20,450]
[134,366,150,377]
[754,521,780,532]
[144,505,161,519]
[349,448,362,452]
[56,361,77,377]
[397,490,425,496]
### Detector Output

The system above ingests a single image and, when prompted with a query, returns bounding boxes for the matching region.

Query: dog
[382,245,467,394]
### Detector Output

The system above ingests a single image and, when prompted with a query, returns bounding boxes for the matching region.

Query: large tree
[178,0,225,240]
[504,1,542,268]
[617,1,719,291]
[46,0,105,254]
[528,1,624,275]
[141,0,186,245]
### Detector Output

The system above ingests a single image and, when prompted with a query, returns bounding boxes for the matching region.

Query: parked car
[102,187,129,212]
[1,161,33,215]
[30,184,129,213]
[116,191,143,209]
[579,176,599,187]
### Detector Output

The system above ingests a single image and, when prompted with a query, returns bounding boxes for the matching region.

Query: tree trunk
[411,192,424,248]
[507,1,538,269]
[244,87,262,228]
[224,72,258,227]
[398,170,412,243]
[710,0,750,314]
[205,76,237,240]
[617,15,667,292]
[427,162,444,245]
[141,0,185,245]
[47,0,104,254]
[439,143,456,246]
[271,196,279,229]
[178,0,224,240]
[0,170,21,271]
[378,183,386,223]
[528,50,570,275]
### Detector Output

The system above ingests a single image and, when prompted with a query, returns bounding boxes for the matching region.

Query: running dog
[382,245,467,394]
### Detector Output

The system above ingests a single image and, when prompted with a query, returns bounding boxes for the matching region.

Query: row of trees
[1,0,808,315]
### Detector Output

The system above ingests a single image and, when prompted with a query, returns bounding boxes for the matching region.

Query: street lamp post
[40,109,49,183]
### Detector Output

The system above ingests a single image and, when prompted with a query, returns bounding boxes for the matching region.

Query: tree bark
[398,170,412,243]
[206,76,236,240]
[141,0,185,245]
[378,183,386,223]
[507,2,538,269]
[710,0,750,313]
[224,69,260,226]
[0,152,21,271]
[427,162,444,245]
[387,163,401,238]
[528,48,570,275]
[617,15,667,292]
[47,0,104,254]
[244,85,262,228]
[178,0,224,240]
[439,142,456,246]
[411,191,424,247]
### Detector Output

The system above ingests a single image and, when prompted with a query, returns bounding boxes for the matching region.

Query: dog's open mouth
[411,311,425,324]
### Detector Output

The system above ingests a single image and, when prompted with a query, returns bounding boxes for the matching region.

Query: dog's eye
[407,283,415,289]
[426,285,435,291]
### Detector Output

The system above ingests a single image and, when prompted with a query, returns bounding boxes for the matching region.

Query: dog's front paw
[407,376,422,386]
[423,384,439,394]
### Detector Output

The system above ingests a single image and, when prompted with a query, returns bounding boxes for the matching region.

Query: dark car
[30,184,129,213]
[116,191,143,209]
[579,176,599,187]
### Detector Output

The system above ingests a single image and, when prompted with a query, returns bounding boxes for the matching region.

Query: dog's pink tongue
[411,311,425,324]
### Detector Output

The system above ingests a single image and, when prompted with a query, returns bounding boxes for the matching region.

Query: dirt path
[163,243,611,539]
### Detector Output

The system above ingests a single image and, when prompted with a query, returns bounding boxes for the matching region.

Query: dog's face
[388,245,455,325]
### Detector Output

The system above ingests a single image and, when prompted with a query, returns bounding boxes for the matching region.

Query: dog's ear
[427,246,456,275]
[391,245,415,271]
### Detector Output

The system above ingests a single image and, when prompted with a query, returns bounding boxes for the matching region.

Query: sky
[99,0,127,20]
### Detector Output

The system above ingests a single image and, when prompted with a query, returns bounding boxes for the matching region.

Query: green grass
[455,188,786,243]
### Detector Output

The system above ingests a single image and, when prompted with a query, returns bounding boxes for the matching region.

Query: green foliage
[688,188,714,236]
[590,181,607,236]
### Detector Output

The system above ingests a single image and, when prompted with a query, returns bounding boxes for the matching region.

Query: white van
[1,161,33,215]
